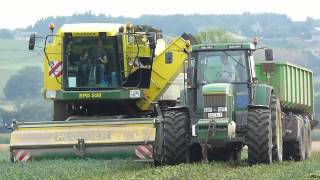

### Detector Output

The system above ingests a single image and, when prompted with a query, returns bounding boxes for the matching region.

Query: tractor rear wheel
[161,110,189,165]
[246,108,273,165]
[270,95,283,162]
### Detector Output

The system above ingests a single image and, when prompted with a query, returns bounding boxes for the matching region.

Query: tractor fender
[250,84,273,108]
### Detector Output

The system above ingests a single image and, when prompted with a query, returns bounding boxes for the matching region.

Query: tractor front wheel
[246,108,273,165]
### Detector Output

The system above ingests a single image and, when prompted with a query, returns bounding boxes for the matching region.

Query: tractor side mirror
[165,52,173,64]
[265,49,273,61]
[29,34,36,50]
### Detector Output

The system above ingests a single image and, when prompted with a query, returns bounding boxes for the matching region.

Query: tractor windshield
[197,50,249,84]
[63,36,119,89]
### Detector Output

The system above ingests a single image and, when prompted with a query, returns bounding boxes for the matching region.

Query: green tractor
[154,42,314,165]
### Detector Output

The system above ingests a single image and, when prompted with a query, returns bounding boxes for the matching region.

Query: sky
[1,0,319,29]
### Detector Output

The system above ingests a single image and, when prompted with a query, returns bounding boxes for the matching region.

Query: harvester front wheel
[161,110,189,165]
[53,101,70,121]
[270,95,283,162]
[246,108,273,165]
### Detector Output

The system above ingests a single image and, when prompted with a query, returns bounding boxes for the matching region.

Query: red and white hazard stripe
[12,149,32,162]
[135,144,153,160]
[49,61,62,77]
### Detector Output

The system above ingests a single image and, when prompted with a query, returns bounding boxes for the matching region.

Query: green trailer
[156,42,315,165]
[256,62,314,115]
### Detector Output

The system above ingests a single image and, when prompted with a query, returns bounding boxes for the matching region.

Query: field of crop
[1,129,320,179]
[0,38,42,98]
[0,148,320,179]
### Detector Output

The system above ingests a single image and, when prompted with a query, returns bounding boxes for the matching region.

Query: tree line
[2,12,319,39]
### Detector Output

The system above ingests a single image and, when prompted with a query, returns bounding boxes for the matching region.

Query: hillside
[0,13,315,40]
[0,39,42,98]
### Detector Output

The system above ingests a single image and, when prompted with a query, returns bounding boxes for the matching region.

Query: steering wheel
[216,70,233,80]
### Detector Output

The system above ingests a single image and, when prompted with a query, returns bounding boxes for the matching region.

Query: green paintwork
[197,119,229,140]
[192,43,255,51]
[252,84,273,107]
[202,83,233,95]
[52,89,144,101]
[30,149,135,160]
[256,62,314,114]
[196,83,234,141]
[17,144,145,161]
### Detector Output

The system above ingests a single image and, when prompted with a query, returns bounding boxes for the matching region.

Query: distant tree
[196,28,240,43]
[3,66,43,100]
[14,100,52,122]
[23,13,315,39]
[0,29,14,39]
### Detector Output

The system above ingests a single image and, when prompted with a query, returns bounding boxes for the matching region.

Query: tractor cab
[189,43,257,122]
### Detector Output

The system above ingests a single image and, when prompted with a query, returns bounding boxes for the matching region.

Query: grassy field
[0,149,320,180]
[0,133,9,144]
[0,38,42,98]
[1,131,320,179]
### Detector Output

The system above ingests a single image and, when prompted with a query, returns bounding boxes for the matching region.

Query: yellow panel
[44,36,63,91]
[10,123,155,147]
[137,37,191,110]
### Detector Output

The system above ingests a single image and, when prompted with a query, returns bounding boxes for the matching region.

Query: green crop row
[0,149,320,180]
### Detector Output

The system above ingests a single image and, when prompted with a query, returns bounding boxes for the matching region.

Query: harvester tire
[54,101,69,121]
[304,118,312,159]
[161,110,189,165]
[246,108,272,165]
[270,95,283,162]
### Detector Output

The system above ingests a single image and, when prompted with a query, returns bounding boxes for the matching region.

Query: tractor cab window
[63,36,119,89]
[197,50,248,84]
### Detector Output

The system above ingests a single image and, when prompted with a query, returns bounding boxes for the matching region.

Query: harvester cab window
[63,36,119,89]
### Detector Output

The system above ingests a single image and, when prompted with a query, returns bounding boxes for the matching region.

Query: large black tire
[161,110,189,165]
[304,118,312,159]
[246,109,273,165]
[270,95,283,162]
[53,101,70,121]
[283,117,305,161]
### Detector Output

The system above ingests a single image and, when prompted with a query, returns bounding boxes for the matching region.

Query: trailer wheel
[270,95,283,162]
[161,110,189,165]
[304,118,312,159]
[246,109,272,165]
[283,117,306,161]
